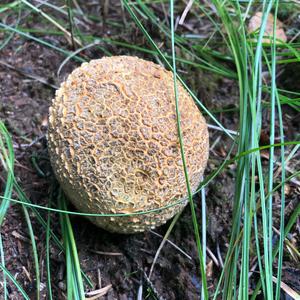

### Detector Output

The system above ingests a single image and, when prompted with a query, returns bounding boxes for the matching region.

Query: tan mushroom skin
[48,56,209,233]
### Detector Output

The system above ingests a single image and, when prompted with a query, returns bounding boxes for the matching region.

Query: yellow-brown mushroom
[48,56,209,233]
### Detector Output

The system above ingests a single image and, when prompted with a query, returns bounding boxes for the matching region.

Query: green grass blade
[170,1,208,298]
[0,263,30,300]
[58,191,85,300]
[0,1,22,51]
[0,121,93,290]
[22,206,40,300]
[201,185,206,300]
[0,122,14,225]
[46,198,53,300]
[0,233,7,300]
[251,199,300,299]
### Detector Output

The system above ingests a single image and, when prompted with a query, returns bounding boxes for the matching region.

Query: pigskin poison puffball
[48,56,209,233]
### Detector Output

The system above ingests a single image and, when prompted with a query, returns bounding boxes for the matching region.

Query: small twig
[210,135,222,151]
[22,266,32,282]
[149,230,192,260]
[206,246,219,268]
[137,284,143,300]
[97,268,101,289]
[216,242,224,268]
[12,230,31,243]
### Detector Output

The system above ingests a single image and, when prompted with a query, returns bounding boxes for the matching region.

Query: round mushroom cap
[48,56,209,234]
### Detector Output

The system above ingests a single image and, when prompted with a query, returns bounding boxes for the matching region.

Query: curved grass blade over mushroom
[0,142,298,217]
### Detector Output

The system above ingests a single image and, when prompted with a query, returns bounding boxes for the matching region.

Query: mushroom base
[84,201,187,234]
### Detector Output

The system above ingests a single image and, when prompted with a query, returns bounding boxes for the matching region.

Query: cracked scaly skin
[48,56,209,233]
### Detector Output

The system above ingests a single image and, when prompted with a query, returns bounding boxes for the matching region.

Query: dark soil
[0,1,299,300]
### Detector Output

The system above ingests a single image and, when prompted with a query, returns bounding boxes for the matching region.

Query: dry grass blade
[207,124,238,136]
[85,284,112,298]
[89,250,123,256]
[272,276,300,299]
[206,247,220,268]
[178,0,194,25]
[273,227,300,261]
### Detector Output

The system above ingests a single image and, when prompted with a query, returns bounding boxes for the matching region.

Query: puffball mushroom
[48,56,209,233]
